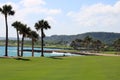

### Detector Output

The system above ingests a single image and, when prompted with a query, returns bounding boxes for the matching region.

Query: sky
[0,0,120,37]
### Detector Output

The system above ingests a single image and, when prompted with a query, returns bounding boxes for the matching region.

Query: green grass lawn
[0,56,120,80]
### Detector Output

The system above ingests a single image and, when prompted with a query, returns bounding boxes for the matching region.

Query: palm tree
[12,21,22,57]
[0,4,15,56]
[19,24,31,57]
[113,38,120,51]
[29,31,39,57]
[70,39,83,50]
[34,20,51,57]
[83,36,93,50]
[70,41,77,49]
[92,40,102,52]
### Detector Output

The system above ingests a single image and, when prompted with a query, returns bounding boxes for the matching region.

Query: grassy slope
[0,56,120,80]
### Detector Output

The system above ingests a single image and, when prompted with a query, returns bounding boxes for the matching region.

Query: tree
[35,20,51,57]
[0,4,15,56]
[70,39,83,50]
[70,41,77,49]
[12,21,22,57]
[28,31,39,57]
[19,24,31,57]
[92,40,103,52]
[113,38,120,51]
[83,36,93,50]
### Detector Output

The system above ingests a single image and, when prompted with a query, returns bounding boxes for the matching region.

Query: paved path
[81,52,120,56]
[54,50,120,56]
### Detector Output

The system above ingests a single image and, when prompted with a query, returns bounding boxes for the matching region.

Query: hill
[45,32,120,44]
[0,32,120,45]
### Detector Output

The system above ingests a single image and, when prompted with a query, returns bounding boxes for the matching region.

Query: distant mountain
[0,32,120,44]
[45,32,120,44]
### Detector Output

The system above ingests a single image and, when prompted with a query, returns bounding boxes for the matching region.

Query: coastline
[23,49,120,56]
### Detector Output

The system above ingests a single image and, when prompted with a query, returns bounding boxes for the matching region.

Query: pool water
[0,46,78,57]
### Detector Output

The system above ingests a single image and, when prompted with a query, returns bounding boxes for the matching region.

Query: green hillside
[45,32,120,44]
[0,32,120,46]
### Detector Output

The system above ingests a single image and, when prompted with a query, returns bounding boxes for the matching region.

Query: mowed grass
[0,56,120,80]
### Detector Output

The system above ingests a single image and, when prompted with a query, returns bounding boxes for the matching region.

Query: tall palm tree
[12,21,22,57]
[0,4,15,56]
[19,24,31,57]
[83,36,93,50]
[34,20,51,57]
[29,31,39,57]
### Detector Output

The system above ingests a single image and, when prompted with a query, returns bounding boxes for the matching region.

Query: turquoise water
[0,46,58,57]
[0,46,78,57]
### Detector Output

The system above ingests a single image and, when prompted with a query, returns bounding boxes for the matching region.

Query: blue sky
[0,0,120,37]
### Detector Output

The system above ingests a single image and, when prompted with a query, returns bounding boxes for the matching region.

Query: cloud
[0,0,61,24]
[67,1,120,28]
[20,0,46,7]
[45,16,57,25]
[47,9,61,15]
[0,0,61,37]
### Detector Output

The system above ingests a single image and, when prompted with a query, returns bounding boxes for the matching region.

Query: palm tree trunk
[32,38,34,57]
[17,30,20,57]
[5,15,8,56]
[41,29,44,57]
[21,34,24,57]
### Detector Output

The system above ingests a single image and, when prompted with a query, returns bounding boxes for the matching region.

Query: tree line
[0,4,51,57]
[70,36,120,52]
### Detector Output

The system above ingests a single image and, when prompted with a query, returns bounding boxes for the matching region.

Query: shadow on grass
[14,58,31,61]
[0,56,15,59]
[48,56,63,60]
[0,56,31,61]
[0,57,5,58]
